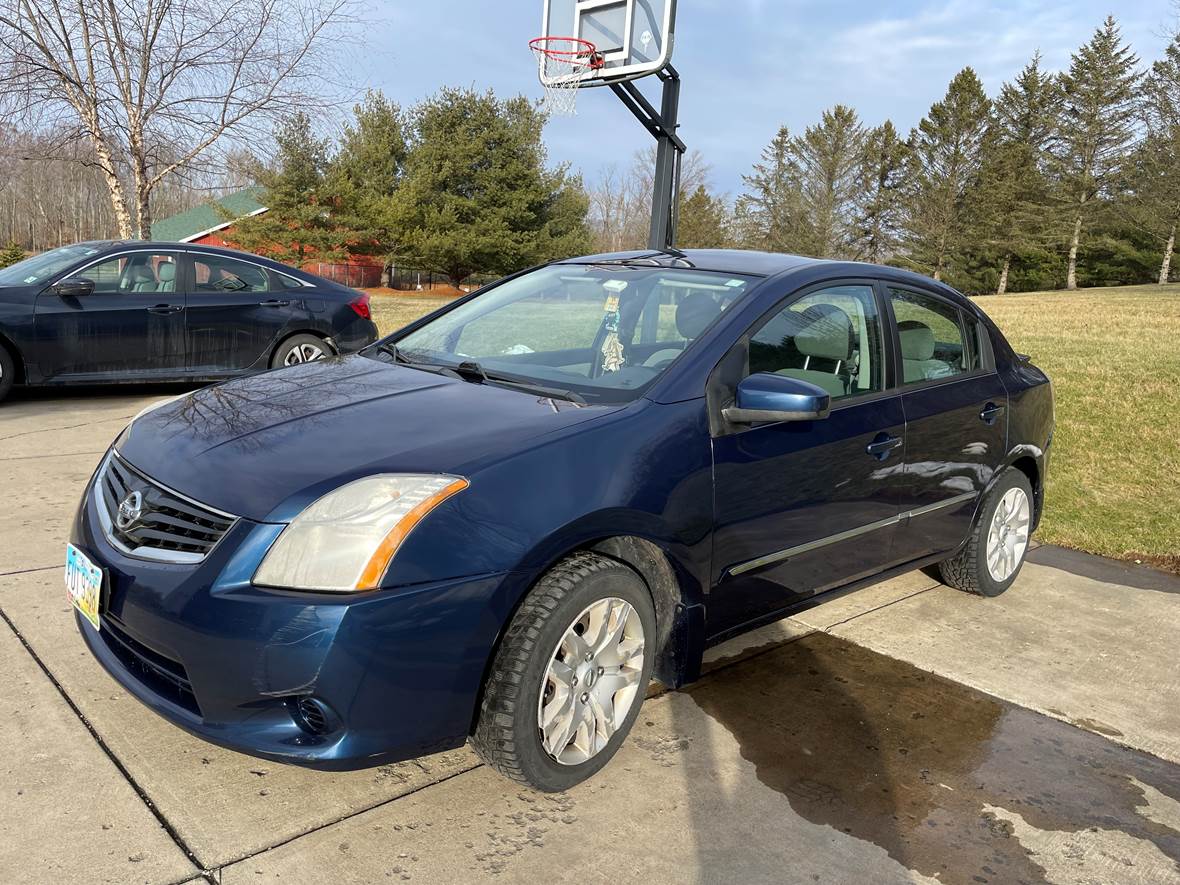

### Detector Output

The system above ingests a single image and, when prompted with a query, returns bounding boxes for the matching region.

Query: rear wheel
[939,467,1034,597]
[271,334,331,368]
[472,552,655,791]
[0,344,15,403]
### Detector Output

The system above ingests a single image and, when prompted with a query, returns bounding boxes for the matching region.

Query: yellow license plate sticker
[65,543,103,631]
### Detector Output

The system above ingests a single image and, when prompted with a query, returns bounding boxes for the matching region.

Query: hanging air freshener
[600,280,628,373]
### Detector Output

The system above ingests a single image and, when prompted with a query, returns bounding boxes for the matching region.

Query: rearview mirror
[55,278,94,298]
[723,373,831,425]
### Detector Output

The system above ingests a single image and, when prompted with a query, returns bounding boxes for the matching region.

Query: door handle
[980,402,1006,424]
[146,304,183,315]
[865,434,902,460]
[258,299,291,307]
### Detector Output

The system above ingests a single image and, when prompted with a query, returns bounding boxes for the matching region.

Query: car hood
[116,355,620,521]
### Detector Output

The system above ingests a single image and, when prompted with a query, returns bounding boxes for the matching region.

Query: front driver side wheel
[472,552,656,792]
[939,467,1034,597]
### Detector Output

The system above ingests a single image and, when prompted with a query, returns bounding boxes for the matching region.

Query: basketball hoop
[529,36,603,117]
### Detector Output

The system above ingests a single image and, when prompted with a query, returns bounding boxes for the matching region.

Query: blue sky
[349,1,1171,195]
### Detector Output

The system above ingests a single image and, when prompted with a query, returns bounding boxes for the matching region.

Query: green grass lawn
[974,284,1180,573]
[371,284,1180,573]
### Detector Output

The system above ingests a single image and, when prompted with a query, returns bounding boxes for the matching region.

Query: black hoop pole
[610,65,684,251]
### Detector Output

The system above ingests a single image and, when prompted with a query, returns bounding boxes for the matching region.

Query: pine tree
[734,126,805,252]
[790,104,865,257]
[1136,30,1180,284]
[228,113,346,265]
[852,121,908,263]
[0,241,24,268]
[901,68,992,282]
[969,53,1058,294]
[387,88,590,286]
[676,185,729,248]
[322,91,408,269]
[1050,16,1141,290]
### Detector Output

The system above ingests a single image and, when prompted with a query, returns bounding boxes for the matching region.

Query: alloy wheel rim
[537,597,645,766]
[986,487,1030,583]
[284,343,325,365]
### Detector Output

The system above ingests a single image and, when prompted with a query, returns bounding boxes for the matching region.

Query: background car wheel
[939,467,1035,597]
[471,552,656,792]
[271,334,331,368]
[0,344,15,403]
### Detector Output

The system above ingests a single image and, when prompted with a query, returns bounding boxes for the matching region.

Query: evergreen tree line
[229,88,591,287]
[685,16,1180,294]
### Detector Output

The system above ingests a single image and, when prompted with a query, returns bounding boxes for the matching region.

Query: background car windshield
[0,244,106,286]
[393,264,756,402]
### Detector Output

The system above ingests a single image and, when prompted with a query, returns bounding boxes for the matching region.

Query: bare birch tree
[0,0,355,239]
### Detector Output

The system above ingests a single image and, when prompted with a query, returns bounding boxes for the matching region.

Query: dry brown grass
[368,291,458,333]
[369,281,1180,572]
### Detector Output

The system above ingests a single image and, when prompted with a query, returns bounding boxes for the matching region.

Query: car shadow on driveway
[679,632,1180,883]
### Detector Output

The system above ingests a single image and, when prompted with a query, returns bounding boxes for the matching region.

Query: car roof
[558,248,969,302]
[75,240,315,276]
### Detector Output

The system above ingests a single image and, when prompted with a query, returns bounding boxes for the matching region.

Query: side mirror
[54,278,95,298]
[723,372,832,425]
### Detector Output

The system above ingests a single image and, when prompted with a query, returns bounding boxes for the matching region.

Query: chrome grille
[95,452,236,563]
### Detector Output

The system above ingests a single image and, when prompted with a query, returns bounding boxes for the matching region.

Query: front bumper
[70,467,510,769]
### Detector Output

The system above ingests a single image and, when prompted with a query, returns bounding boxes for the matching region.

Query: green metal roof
[150,187,267,242]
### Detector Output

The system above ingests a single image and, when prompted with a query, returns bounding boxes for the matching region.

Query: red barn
[151,187,385,288]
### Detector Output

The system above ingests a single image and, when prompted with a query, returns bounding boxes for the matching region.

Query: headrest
[676,292,722,339]
[156,262,176,282]
[795,308,852,361]
[898,320,935,360]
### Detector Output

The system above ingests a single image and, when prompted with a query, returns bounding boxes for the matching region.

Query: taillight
[349,293,371,319]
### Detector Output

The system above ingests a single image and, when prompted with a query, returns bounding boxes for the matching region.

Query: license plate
[65,543,103,631]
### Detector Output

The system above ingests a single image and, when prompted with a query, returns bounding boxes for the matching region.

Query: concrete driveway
[2,387,1179,885]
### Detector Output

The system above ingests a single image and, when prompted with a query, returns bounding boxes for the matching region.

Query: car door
[884,285,1008,561]
[33,250,185,379]
[184,252,297,372]
[708,281,909,638]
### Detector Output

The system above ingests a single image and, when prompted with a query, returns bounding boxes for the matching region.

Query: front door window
[748,284,885,401]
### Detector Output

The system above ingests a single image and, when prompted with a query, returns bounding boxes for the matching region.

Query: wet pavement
[3,387,1180,884]
[689,633,1180,884]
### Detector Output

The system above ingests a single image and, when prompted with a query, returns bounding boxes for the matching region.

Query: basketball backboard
[539,0,677,87]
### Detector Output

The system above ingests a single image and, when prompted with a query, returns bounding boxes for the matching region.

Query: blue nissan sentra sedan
[66,249,1053,791]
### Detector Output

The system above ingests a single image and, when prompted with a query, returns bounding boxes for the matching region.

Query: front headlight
[254,474,469,592]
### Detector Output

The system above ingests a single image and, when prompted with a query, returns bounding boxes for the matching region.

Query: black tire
[939,467,1035,597]
[471,552,656,792]
[0,344,15,404]
[270,333,331,369]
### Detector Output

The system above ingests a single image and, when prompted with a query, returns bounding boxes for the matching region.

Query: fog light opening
[291,696,336,736]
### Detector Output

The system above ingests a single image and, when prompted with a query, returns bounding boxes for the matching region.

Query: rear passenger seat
[898,320,954,382]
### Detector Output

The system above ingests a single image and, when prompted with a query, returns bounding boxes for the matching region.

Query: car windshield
[383,263,757,404]
[0,243,107,286]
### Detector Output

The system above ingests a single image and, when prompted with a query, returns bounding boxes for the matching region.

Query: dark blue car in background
[65,249,1053,791]
[0,241,378,401]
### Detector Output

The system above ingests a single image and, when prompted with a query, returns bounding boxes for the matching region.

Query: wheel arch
[0,330,26,384]
[468,531,706,735]
[1003,449,1043,531]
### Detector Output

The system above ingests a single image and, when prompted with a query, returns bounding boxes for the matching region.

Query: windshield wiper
[376,342,411,363]
[451,360,586,405]
[376,343,461,378]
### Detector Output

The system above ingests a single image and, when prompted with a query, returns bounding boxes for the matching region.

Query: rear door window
[888,288,974,385]
[190,255,270,294]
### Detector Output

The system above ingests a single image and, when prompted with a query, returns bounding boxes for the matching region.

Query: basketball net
[530,37,601,117]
